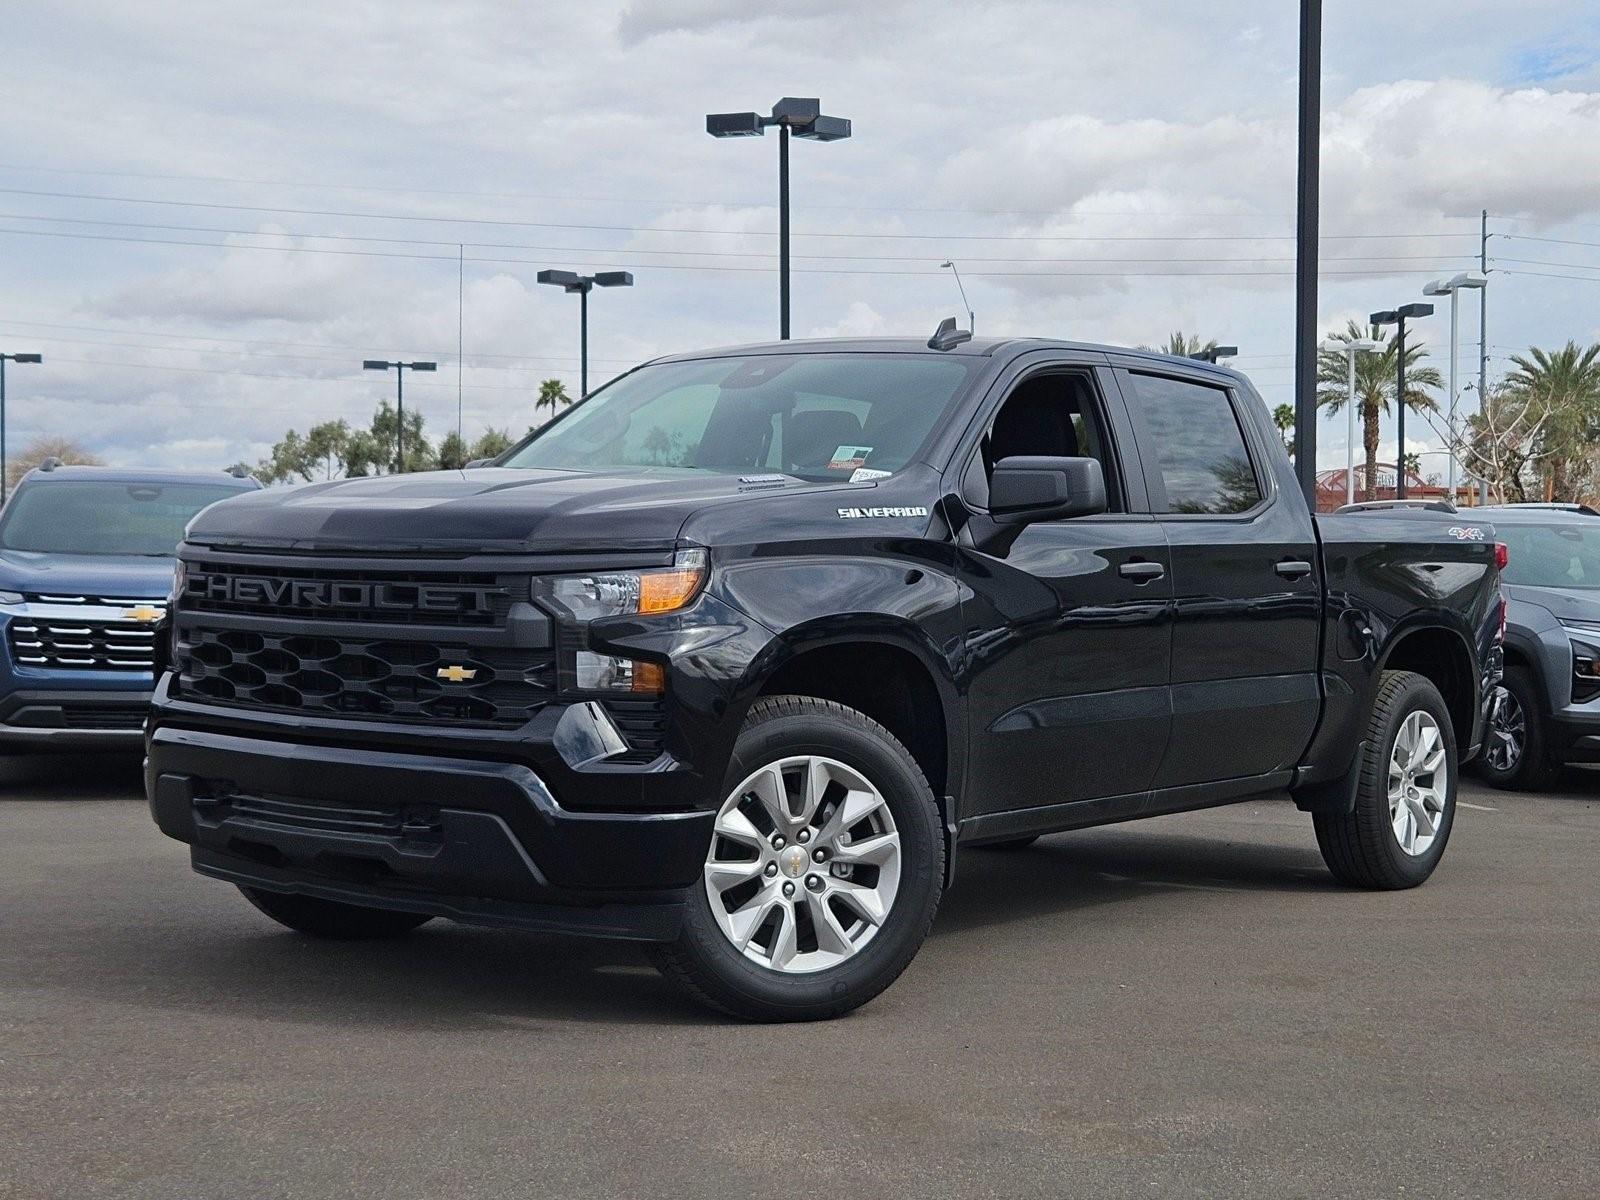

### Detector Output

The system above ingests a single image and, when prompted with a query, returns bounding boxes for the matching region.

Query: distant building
[1314,466,1475,512]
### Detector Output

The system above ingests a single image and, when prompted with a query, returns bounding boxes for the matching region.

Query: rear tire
[1314,670,1456,890]
[651,695,944,1021]
[1476,667,1557,791]
[238,886,433,939]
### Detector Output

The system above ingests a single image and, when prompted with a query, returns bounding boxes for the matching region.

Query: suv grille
[176,629,555,727]
[9,616,160,671]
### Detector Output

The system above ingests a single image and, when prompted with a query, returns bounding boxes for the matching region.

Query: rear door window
[1124,373,1262,515]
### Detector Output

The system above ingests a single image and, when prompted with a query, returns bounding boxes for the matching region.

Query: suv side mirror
[463,457,493,469]
[989,456,1107,525]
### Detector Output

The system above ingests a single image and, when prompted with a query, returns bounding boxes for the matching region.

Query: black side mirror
[989,456,1107,525]
[463,457,493,469]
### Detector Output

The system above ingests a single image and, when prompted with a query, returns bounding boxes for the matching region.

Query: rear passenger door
[1113,364,1322,789]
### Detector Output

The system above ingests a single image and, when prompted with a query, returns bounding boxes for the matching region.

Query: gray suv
[1480,505,1600,789]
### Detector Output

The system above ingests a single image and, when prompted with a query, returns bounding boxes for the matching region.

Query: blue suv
[0,464,258,751]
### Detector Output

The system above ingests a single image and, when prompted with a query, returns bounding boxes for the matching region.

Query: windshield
[502,353,977,482]
[0,481,247,556]
[1499,521,1600,589]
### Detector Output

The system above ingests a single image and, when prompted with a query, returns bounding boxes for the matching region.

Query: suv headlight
[535,548,707,622]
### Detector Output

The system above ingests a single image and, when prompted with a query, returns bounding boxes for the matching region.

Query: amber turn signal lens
[639,565,705,614]
[630,660,666,693]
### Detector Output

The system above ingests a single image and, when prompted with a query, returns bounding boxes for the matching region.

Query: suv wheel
[1478,666,1556,791]
[651,695,944,1021]
[1313,670,1457,889]
[238,886,433,939]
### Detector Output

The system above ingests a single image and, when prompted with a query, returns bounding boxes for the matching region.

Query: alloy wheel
[704,755,902,974]
[1388,710,1449,857]
[1484,684,1525,774]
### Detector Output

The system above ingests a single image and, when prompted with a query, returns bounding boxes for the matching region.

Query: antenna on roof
[38,457,61,472]
[226,464,252,479]
[928,317,972,351]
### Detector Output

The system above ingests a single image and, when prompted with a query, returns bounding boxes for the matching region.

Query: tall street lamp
[1369,303,1433,500]
[1321,337,1382,505]
[362,359,437,473]
[1191,345,1239,364]
[706,97,852,340]
[0,352,42,504]
[940,261,974,333]
[1423,272,1488,500]
[536,270,634,398]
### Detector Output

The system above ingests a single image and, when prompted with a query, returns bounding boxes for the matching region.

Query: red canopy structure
[1314,465,1456,512]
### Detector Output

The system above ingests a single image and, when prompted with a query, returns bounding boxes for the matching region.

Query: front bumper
[0,687,151,749]
[146,725,716,941]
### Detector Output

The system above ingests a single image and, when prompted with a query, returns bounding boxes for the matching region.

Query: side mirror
[989,455,1107,525]
[463,457,493,469]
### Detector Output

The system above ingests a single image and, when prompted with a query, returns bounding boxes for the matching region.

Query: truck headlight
[535,548,707,622]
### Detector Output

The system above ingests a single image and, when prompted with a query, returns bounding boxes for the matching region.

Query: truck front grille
[182,560,511,628]
[9,616,160,671]
[176,629,555,727]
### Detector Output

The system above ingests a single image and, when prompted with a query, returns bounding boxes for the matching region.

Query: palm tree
[1140,331,1218,359]
[1317,319,1442,501]
[1502,342,1600,502]
[1272,404,1295,458]
[534,378,572,424]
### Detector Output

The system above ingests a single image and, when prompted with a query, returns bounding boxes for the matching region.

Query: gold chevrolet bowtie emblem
[436,665,477,683]
[123,606,165,624]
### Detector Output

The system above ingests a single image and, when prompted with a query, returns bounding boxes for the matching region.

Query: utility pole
[1479,209,1490,504]
[1292,0,1322,505]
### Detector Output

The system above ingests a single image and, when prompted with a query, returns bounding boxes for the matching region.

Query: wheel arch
[1377,622,1479,751]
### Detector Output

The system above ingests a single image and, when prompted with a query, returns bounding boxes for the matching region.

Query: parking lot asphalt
[2,755,1596,1200]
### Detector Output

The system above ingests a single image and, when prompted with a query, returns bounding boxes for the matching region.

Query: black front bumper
[0,688,151,749]
[146,726,715,942]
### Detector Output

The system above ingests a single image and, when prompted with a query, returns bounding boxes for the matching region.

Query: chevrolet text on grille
[187,573,499,614]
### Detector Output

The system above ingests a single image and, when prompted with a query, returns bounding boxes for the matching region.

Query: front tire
[1477,667,1556,791]
[1314,670,1457,889]
[238,886,434,939]
[651,695,944,1021]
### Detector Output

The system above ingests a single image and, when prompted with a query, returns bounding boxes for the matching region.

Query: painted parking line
[1459,801,1498,812]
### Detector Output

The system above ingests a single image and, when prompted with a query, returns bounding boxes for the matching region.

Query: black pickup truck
[147,332,1504,1020]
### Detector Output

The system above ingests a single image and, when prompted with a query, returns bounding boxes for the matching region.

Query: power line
[0,186,1481,243]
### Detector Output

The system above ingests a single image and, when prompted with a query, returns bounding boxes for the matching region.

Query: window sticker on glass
[850,467,892,482]
[828,445,873,471]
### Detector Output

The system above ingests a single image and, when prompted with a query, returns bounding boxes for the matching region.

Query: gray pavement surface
[2,754,1597,1199]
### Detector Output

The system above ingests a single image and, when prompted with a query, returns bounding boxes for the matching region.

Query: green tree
[1502,342,1600,502]
[1317,320,1442,501]
[1272,404,1295,458]
[1139,331,1218,359]
[534,378,572,424]
[437,427,514,470]
[257,405,434,481]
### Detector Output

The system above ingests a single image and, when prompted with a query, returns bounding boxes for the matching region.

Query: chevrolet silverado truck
[0,463,257,750]
[146,331,1503,1020]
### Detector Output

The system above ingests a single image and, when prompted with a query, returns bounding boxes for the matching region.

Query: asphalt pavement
[2,754,1596,1199]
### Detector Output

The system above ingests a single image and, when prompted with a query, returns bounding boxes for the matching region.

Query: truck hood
[0,550,176,599]
[184,467,820,554]
[1506,583,1600,623]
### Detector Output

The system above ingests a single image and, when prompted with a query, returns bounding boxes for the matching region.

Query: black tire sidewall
[1477,667,1549,790]
[673,699,943,1018]
[1363,674,1459,885]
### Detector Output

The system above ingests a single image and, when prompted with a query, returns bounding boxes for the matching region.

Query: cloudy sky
[1,0,1598,480]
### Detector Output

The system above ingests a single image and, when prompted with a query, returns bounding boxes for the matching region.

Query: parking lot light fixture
[1322,337,1384,504]
[0,352,43,504]
[536,269,635,398]
[707,97,852,340]
[362,359,438,474]
[1423,273,1488,498]
[1370,303,1433,499]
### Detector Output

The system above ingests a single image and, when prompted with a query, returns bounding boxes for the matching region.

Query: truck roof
[19,464,260,489]
[648,335,1246,385]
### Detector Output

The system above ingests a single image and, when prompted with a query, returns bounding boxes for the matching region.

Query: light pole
[940,262,974,333]
[536,270,634,398]
[1321,337,1382,505]
[1423,271,1487,501]
[1369,303,1433,499]
[1191,345,1239,364]
[362,359,437,473]
[706,97,852,340]
[0,352,42,504]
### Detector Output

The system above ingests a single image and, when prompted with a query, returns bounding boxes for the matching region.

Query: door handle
[1118,561,1165,583]
[1274,559,1314,580]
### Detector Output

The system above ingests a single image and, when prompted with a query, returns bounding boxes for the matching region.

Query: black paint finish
[148,336,1503,930]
